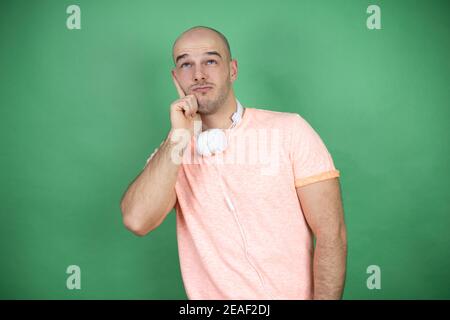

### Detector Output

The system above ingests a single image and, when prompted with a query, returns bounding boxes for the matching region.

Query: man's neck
[201,93,237,131]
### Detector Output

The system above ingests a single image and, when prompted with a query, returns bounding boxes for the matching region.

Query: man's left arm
[296,177,347,300]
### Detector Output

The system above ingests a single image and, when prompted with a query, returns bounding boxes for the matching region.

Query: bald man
[120,26,347,300]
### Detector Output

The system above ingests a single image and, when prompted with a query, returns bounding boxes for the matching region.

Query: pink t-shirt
[146,107,340,299]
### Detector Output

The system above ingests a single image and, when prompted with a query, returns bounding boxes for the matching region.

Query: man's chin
[197,101,216,115]
[193,91,212,100]
[196,104,209,114]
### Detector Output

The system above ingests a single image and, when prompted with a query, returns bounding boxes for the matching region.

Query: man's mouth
[192,85,213,93]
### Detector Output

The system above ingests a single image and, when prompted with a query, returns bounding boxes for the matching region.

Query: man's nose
[193,66,207,82]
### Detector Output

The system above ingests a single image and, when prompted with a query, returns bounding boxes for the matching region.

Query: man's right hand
[170,71,202,137]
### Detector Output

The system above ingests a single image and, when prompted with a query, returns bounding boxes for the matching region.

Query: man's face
[172,29,237,115]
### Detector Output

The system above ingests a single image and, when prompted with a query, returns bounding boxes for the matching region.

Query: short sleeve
[290,114,340,188]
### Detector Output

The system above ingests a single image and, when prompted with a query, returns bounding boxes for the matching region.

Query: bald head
[171,26,238,116]
[172,26,232,64]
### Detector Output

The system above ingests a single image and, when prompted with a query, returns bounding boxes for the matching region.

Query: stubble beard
[196,81,231,116]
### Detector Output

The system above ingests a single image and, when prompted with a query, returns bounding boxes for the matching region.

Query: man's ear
[230,59,238,82]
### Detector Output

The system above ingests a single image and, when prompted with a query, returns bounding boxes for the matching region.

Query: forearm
[312,236,347,300]
[120,129,188,233]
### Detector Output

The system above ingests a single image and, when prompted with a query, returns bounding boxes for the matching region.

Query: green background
[1,0,449,299]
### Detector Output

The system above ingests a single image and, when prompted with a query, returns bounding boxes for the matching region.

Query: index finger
[171,71,186,98]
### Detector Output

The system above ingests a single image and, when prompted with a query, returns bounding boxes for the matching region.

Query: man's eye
[180,60,216,68]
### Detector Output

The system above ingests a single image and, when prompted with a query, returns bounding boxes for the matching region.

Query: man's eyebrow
[206,51,222,59]
[175,51,223,64]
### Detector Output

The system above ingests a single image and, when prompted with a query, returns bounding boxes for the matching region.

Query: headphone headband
[230,100,244,129]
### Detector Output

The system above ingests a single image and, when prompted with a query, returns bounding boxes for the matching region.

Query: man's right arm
[120,130,183,236]
[120,70,200,236]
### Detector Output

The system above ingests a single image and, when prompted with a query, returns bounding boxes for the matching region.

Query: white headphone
[195,99,244,157]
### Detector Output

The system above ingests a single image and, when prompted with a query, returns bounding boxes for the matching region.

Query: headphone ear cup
[207,129,227,154]
[196,129,228,156]
[196,131,211,156]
